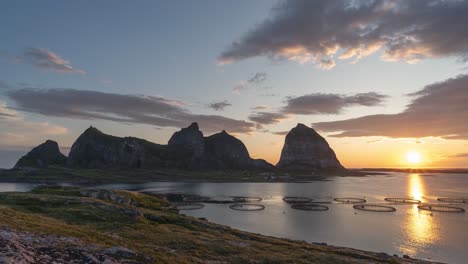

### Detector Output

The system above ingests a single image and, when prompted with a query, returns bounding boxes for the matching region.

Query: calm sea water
[1,172,467,263]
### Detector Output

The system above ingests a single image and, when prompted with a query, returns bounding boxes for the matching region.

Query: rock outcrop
[14,140,67,168]
[204,130,273,170]
[277,123,345,172]
[67,126,192,168]
[168,122,205,159]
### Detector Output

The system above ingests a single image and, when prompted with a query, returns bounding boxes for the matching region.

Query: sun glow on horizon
[406,151,422,165]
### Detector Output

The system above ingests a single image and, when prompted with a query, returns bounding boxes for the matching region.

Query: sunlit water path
[1,172,467,263]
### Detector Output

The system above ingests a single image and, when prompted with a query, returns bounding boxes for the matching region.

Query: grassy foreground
[0,186,437,263]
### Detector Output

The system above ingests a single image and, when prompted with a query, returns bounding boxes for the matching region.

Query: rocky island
[2,123,356,183]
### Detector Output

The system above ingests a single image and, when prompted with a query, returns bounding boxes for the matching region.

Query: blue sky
[1,0,468,168]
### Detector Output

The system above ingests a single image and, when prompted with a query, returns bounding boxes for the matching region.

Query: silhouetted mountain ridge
[15,123,345,173]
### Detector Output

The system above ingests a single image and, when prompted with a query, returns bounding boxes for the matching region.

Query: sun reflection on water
[400,174,439,256]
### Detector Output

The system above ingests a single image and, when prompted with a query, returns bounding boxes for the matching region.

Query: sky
[1,0,468,169]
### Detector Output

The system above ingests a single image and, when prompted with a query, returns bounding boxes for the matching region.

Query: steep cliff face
[168,122,205,159]
[277,123,345,171]
[67,126,192,168]
[14,140,67,168]
[204,130,273,170]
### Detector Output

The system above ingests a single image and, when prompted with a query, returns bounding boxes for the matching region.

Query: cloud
[314,74,468,139]
[450,153,468,158]
[6,87,255,134]
[270,130,289,136]
[247,72,267,85]
[0,101,68,148]
[22,48,85,74]
[247,91,387,128]
[219,0,468,69]
[283,92,387,115]
[207,100,232,111]
[233,72,267,94]
[251,105,269,110]
[248,111,289,126]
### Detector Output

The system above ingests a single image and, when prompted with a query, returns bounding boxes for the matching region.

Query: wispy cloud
[233,72,267,94]
[207,100,232,111]
[314,74,468,139]
[6,86,255,134]
[248,112,289,126]
[1,48,87,74]
[219,0,468,69]
[450,153,468,158]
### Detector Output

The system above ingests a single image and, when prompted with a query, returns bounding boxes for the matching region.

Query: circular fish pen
[418,204,465,213]
[231,196,262,202]
[437,197,468,204]
[291,203,329,211]
[229,203,265,211]
[353,204,396,212]
[283,196,312,203]
[176,203,205,210]
[384,197,421,204]
[334,198,366,204]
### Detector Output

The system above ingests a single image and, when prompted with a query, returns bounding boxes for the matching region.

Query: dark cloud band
[6,88,254,134]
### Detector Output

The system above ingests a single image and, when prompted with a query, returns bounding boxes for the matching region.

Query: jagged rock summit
[64,124,273,170]
[67,126,192,168]
[14,140,67,168]
[168,122,205,159]
[277,123,345,172]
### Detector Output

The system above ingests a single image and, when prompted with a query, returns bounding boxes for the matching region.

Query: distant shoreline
[358,168,468,174]
[0,167,386,184]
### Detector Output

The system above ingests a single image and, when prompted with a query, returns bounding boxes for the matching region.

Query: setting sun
[406,151,422,164]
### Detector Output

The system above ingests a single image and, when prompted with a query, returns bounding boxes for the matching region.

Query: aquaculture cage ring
[176,203,205,210]
[333,197,367,204]
[384,197,421,204]
[353,204,396,212]
[437,197,468,204]
[231,196,262,203]
[418,204,465,213]
[229,203,265,211]
[291,203,329,211]
[283,196,313,203]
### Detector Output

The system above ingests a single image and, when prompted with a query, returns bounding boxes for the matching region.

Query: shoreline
[0,167,385,184]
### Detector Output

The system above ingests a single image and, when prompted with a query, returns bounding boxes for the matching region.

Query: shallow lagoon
[1,172,467,263]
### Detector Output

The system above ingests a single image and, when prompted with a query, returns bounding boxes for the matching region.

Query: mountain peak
[83,126,102,135]
[277,124,345,171]
[14,140,67,168]
[188,122,199,130]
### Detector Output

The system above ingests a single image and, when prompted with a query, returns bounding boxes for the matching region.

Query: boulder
[277,123,345,171]
[14,140,66,168]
